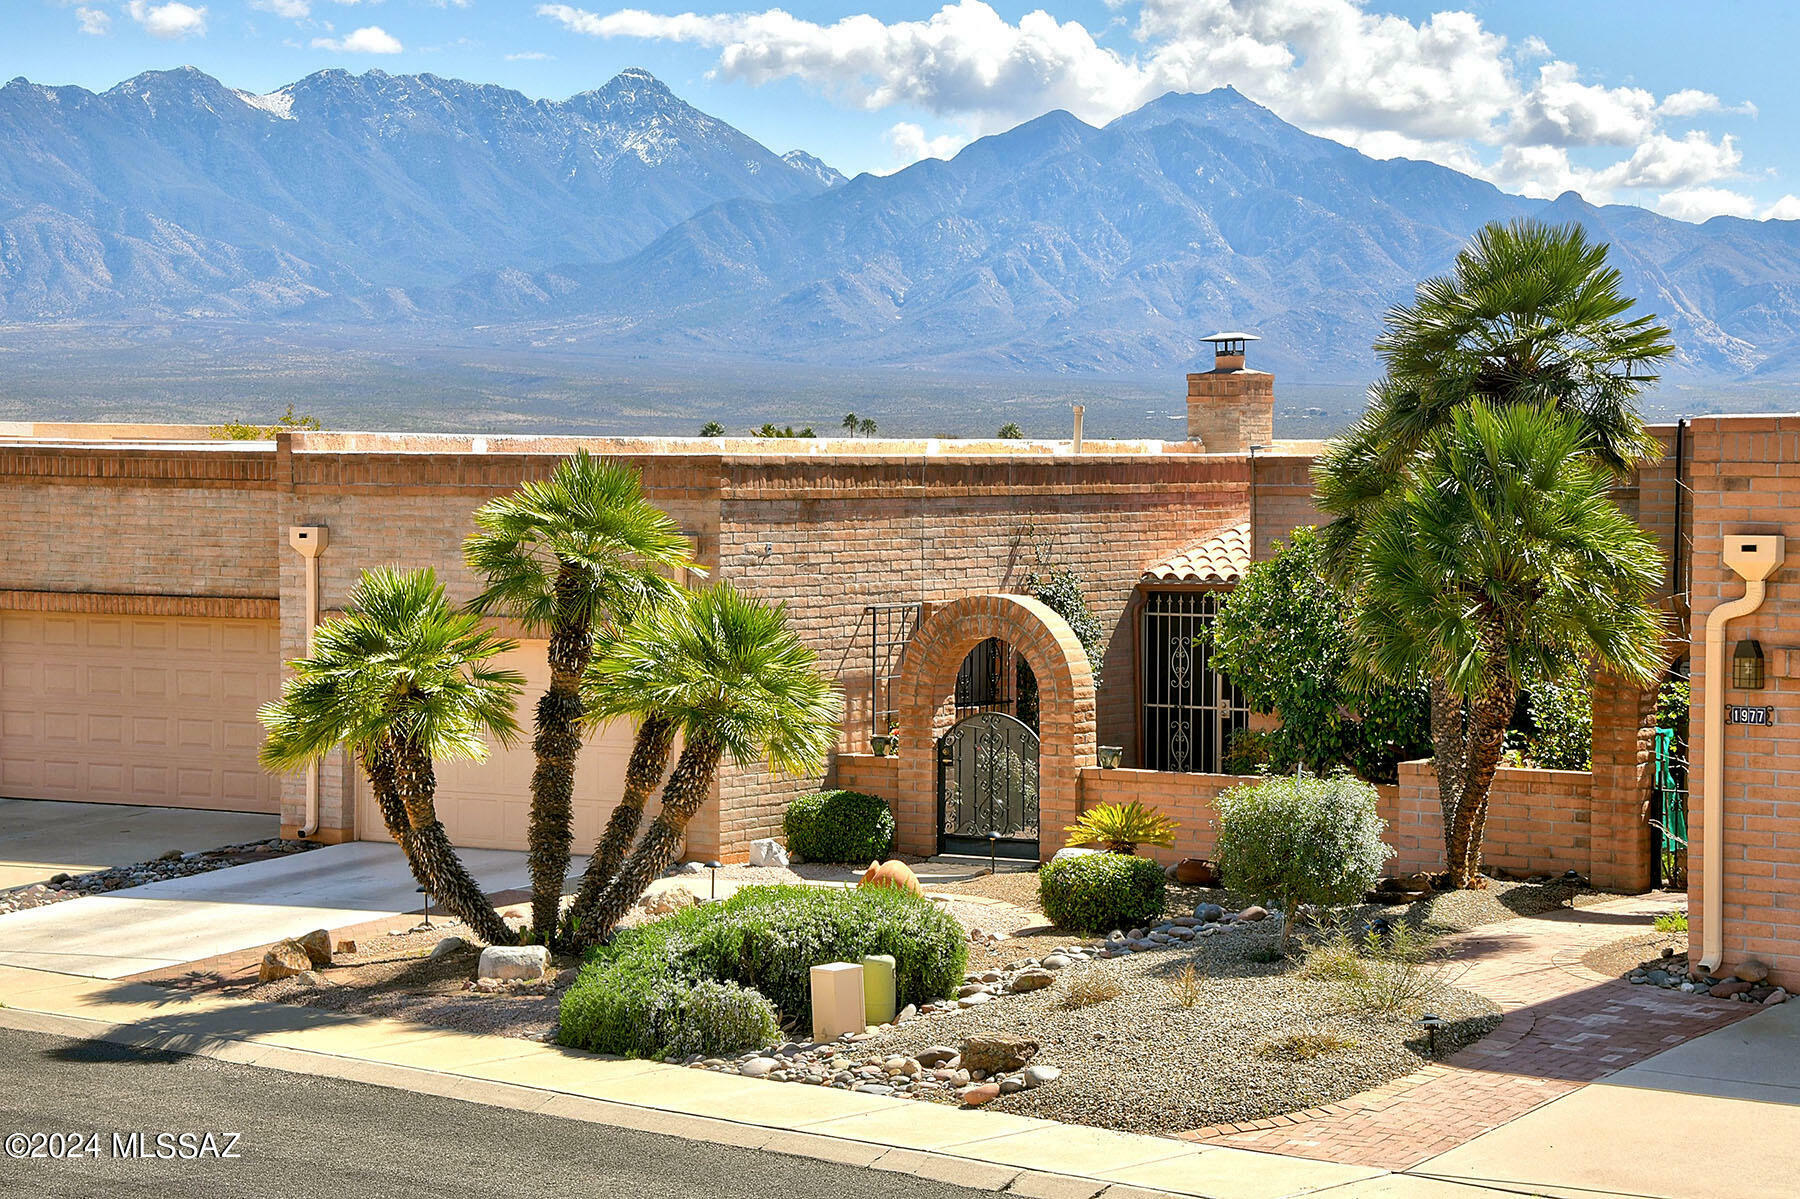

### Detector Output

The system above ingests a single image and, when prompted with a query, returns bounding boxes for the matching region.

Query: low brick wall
[833,752,899,804]
[1389,760,1594,878]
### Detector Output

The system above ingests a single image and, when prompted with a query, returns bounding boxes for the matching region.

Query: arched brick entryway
[894,594,1096,860]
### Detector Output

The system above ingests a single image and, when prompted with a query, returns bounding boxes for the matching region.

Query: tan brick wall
[710,454,1249,854]
[1389,760,1595,878]
[1685,415,1800,987]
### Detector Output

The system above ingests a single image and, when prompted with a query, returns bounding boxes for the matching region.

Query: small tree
[842,412,858,434]
[858,417,878,437]
[700,420,725,436]
[997,421,1024,439]
[1210,527,1429,782]
[1214,774,1392,954]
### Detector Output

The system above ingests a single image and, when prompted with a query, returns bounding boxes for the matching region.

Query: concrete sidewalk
[1415,998,1800,1199]
[0,963,1394,1199]
[0,842,544,977]
[0,797,278,890]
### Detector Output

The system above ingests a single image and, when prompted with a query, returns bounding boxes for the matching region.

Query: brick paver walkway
[1177,896,1758,1168]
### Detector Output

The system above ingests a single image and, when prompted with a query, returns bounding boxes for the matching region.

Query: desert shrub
[1509,662,1593,770]
[664,981,781,1058]
[1337,923,1452,1020]
[1039,852,1166,932]
[1214,774,1392,953]
[1654,909,1689,933]
[1166,960,1204,1008]
[1062,966,1125,1008]
[1256,1025,1358,1061]
[1298,929,1372,983]
[559,884,965,1057]
[782,789,895,863]
[1223,728,1273,775]
[1063,801,1177,854]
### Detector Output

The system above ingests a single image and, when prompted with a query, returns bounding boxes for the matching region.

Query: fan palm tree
[258,568,524,945]
[464,451,696,940]
[561,708,677,940]
[1353,403,1665,887]
[1316,218,1674,573]
[571,583,842,944]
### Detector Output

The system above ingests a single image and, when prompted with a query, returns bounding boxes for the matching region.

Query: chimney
[1187,331,1274,453]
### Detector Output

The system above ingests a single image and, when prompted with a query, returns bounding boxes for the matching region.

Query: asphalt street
[0,1028,991,1199]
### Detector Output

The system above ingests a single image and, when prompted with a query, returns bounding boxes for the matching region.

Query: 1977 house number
[1728,706,1775,725]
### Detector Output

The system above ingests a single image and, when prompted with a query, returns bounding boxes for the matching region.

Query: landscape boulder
[859,859,922,896]
[960,1083,1002,1107]
[638,888,699,917]
[1734,959,1771,983]
[478,944,549,982]
[258,939,313,983]
[1008,969,1054,993]
[296,928,332,968]
[429,936,469,960]
[959,1033,1038,1074]
[748,838,790,868]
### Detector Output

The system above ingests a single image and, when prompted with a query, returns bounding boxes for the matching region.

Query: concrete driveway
[1417,997,1800,1199]
[0,798,279,890]
[0,841,542,979]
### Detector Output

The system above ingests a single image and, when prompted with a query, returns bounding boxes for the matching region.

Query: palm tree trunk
[563,712,675,943]
[525,577,593,940]
[577,733,721,946]
[358,743,410,841]
[391,736,514,946]
[1428,676,1470,878]
[1442,647,1518,889]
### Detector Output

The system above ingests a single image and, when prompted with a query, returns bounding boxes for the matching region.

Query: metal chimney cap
[1201,331,1260,343]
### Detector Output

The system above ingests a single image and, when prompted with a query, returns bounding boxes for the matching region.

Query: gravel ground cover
[0,838,321,917]
[851,920,1498,1134]
[1581,930,1688,981]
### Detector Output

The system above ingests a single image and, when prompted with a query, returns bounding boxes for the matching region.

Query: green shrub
[559,884,965,1057]
[782,789,895,863]
[1215,774,1392,953]
[1039,852,1166,933]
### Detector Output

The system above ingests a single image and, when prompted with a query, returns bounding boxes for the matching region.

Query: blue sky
[12,0,1798,220]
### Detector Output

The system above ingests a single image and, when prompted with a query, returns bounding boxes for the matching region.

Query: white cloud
[127,1,207,39]
[75,6,110,35]
[250,0,310,17]
[312,25,404,53]
[505,50,555,61]
[883,122,969,168]
[539,0,1777,208]
[1763,196,1800,221]
[1656,187,1757,222]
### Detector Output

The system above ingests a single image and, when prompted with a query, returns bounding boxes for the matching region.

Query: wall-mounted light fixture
[1733,638,1766,690]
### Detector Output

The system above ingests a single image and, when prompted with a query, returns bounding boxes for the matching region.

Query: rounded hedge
[1039,852,1167,933]
[782,789,895,863]
[559,884,966,1058]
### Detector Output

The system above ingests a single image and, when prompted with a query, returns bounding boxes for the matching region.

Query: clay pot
[1174,858,1220,886]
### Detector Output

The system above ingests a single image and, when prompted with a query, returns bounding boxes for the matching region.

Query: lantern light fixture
[1732,638,1766,691]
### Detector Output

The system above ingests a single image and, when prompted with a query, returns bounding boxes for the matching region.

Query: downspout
[1697,533,1783,972]
[287,526,329,838]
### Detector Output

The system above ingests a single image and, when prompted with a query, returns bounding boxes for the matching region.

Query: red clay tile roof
[1140,520,1251,585]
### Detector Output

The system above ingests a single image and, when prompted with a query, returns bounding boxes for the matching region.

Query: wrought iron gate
[937,711,1040,857]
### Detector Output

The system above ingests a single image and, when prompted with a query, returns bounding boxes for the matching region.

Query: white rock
[1052,846,1104,862]
[479,944,549,981]
[1023,1065,1061,1087]
[740,1057,780,1078]
[748,839,790,868]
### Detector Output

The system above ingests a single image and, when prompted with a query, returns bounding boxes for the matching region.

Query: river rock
[1023,1065,1061,1087]
[1236,905,1269,922]
[429,936,469,959]
[960,1083,1002,1107]
[1734,959,1771,983]
[1041,954,1071,970]
[1009,969,1054,993]
[1194,903,1225,923]
[1710,979,1753,998]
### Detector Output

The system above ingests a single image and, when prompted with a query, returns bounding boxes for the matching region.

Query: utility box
[810,962,865,1043]
[861,954,897,1026]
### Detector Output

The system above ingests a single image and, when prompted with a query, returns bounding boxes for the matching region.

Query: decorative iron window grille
[1139,590,1248,773]
[859,603,921,737]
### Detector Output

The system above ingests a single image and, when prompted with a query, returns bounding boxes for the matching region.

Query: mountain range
[5,66,1800,386]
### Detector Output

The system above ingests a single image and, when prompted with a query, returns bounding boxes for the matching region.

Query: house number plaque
[1727,706,1775,725]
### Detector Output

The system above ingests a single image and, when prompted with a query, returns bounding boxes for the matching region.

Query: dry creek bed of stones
[687,902,1500,1135]
[0,838,321,916]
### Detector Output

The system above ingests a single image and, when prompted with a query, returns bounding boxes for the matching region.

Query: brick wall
[711,453,1249,855]
[1389,760,1595,878]
[1685,415,1800,987]
[1075,766,1246,864]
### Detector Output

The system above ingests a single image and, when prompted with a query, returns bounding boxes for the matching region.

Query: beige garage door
[356,641,639,851]
[0,611,282,813]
